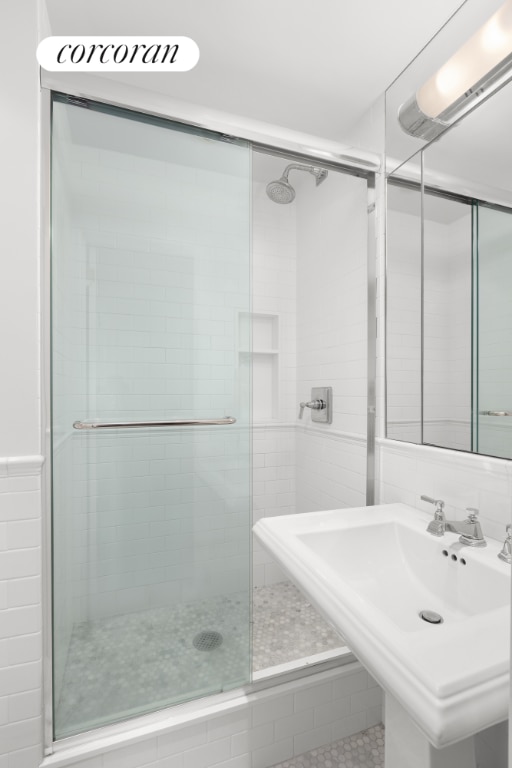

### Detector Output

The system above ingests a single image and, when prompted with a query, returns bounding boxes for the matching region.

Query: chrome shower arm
[282,163,327,185]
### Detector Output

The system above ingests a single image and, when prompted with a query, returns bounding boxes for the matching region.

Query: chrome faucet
[498,525,512,564]
[421,496,445,536]
[421,495,487,548]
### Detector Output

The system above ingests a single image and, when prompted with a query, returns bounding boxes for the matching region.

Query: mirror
[386,70,512,459]
[386,178,421,445]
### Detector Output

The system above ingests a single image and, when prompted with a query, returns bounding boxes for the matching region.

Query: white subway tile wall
[377,438,512,558]
[252,180,297,425]
[295,171,368,517]
[252,426,296,586]
[250,176,298,586]
[296,171,368,439]
[251,164,369,585]
[0,472,43,768]
[423,203,472,451]
[385,195,422,444]
[295,433,366,515]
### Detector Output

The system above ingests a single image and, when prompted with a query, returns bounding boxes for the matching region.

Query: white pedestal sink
[253,503,510,767]
[385,694,477,768]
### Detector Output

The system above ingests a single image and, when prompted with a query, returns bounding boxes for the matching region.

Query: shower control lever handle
[299,399,326,419]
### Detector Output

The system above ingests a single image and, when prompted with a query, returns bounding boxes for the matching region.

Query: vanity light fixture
[399,0,512,139]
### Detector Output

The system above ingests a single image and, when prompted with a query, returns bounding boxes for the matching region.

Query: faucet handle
[421,495,445,515]
[299,399,325,419]
[422,495,446,537]
[498,525,512,564]
[465,507,479,523]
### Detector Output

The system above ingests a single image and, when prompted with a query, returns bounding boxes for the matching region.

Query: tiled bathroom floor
[270,725,385,768]
[56,581,345,737]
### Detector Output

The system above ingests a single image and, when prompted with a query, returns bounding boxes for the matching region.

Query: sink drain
[193,630,223,651]
[419,610,443,625]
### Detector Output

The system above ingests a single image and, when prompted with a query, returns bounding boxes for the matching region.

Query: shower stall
[49,93,375,742]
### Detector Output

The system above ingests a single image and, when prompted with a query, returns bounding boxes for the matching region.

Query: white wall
[0,2,44,767]
[0,1,41,458]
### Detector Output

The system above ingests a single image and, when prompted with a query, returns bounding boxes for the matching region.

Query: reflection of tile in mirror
[385,182,422,445]
[423,195,472,452]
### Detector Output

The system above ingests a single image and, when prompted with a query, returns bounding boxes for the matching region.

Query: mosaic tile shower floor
[56,581,345,736]
[252,581,345,670]
[270,725,385,768]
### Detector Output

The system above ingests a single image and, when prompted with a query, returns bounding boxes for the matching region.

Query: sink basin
[253,503,510,749]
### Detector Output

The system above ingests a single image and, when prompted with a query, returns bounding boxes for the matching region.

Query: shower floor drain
[193,630,223,652]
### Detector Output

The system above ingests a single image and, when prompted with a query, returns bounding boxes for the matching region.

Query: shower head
[266,177,296,204]
[266,163,328,204]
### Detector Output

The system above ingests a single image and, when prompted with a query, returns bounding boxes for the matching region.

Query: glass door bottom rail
[55,582,344,738]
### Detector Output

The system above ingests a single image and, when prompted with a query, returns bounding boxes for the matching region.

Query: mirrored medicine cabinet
[385,29,512,460]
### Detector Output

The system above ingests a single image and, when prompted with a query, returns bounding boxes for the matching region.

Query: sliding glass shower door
[51,96,252,738]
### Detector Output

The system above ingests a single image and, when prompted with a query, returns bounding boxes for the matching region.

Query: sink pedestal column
[385,694,476,768]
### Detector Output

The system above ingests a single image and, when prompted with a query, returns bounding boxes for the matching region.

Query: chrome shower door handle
[73,417,237,430]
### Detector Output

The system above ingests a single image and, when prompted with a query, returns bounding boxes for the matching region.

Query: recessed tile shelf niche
[239,312,279,422]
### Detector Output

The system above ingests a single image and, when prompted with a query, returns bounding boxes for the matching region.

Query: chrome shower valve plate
[310,387,332,424]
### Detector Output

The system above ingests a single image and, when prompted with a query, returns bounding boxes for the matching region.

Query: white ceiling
[44,0,466,141]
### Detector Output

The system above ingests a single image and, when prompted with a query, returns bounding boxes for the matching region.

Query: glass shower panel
[51,97,251,739]
[475,204,512,459]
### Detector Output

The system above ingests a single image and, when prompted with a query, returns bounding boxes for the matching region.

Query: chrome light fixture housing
[399,0,512,139]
